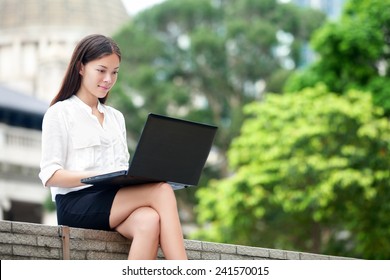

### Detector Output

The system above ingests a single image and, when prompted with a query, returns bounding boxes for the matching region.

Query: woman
[39,34,187,260]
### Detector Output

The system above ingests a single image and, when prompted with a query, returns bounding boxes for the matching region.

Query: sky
[121,0,166,15]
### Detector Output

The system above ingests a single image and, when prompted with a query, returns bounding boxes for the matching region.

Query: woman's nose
[103,73,112,83]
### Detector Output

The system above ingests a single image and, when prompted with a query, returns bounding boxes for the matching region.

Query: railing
[0,123,41,167]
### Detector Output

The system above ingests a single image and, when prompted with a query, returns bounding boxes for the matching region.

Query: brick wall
[0,220,352,260]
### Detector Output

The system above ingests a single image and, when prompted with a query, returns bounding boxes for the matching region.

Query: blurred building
[0,0,129,224]
[0,85,48,223]
[0,0,129,103]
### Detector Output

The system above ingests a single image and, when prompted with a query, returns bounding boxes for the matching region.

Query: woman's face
[78,53,120,101]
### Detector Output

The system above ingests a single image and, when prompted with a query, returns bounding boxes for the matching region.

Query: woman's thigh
[109,182,174,229]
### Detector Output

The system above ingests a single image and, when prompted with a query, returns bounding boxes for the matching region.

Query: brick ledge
[0,220,353,260]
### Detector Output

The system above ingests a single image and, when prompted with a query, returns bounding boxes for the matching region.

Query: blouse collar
[71,95,105,114]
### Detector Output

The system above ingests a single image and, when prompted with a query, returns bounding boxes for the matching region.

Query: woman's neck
[76,92,99,110]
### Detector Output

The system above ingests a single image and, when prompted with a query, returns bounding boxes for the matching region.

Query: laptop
[81,113,217,190]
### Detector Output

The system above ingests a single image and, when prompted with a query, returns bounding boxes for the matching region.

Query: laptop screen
[128,113,217,186]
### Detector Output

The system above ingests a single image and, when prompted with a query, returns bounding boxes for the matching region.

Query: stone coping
[0,220,353,260]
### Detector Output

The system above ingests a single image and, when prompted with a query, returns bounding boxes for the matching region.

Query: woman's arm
[45,169,100,188]
[40,105,99,188]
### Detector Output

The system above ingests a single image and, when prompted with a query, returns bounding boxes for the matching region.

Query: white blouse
[39,95,130,201]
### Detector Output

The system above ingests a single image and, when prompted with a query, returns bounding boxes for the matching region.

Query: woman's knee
[132,207,160,237]
[155,182,176,201]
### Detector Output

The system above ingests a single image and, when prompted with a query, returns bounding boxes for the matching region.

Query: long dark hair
[50,34,121,106]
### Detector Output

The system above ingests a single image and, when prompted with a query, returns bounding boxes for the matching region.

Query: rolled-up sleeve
[39,105,68,187]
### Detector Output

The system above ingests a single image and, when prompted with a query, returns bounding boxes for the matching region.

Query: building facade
[0,85,48,222]
[0,0,129,103]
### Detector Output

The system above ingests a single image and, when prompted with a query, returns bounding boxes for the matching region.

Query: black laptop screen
[128,114,217,185]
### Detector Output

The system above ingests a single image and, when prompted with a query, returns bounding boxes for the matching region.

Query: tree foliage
[285,0,390,116]
[110,0,325,169]
[193,85,390,259]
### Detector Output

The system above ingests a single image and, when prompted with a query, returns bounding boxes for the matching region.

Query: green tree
[110,0,325,174]
[285,0,390,115]
[193,85,390,259]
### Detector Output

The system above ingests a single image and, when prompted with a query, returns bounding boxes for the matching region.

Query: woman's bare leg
[115,206,160,259]
[110,182,187,260]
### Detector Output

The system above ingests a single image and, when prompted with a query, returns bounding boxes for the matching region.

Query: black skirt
[55,184,122,231]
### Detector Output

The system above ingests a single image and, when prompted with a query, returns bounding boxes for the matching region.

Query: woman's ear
[78,62,85,76]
